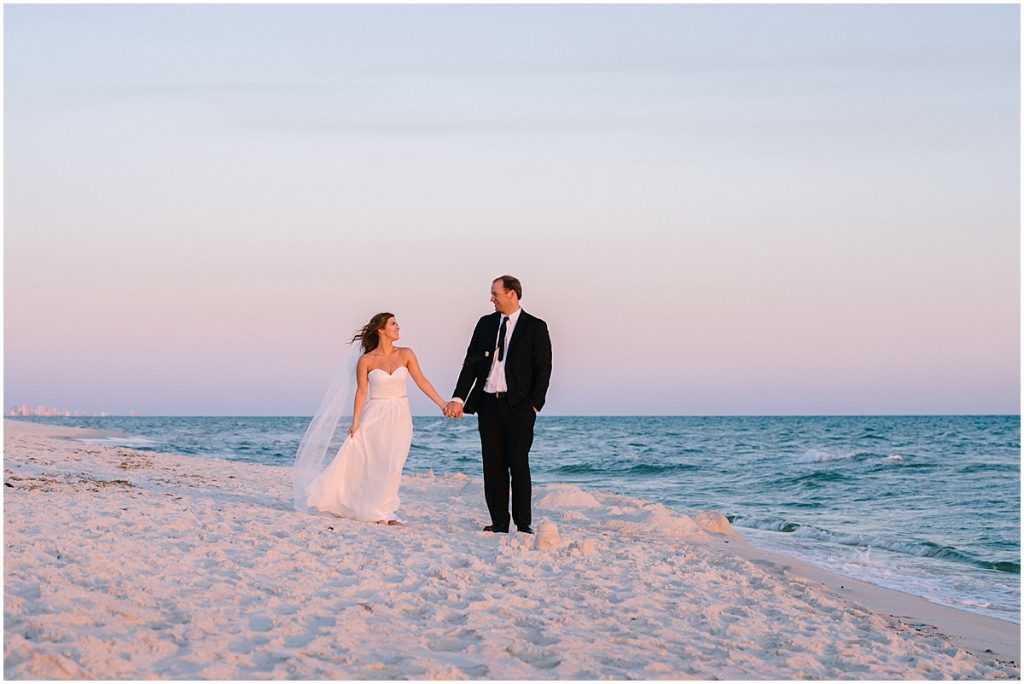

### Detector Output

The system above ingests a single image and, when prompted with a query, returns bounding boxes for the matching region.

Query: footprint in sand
[249,615,274,632]
[229,635,268,654]
[426,628,482,653]
[524,628,560,647]
[284,632,316,649]
[458,663,489,678]
[508,644,562,670]
[444,612,469,626]
[305,615,336,632]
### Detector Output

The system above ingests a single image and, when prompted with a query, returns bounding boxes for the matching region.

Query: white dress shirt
[451,307,522,403]
[483,307,521,394]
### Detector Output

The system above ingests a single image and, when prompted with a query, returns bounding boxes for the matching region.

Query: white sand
[3,418,1019,679]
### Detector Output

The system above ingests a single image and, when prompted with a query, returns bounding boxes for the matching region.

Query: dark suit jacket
[453,310,552,415]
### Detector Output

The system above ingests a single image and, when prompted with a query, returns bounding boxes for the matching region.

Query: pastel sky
[4,4,1020,416]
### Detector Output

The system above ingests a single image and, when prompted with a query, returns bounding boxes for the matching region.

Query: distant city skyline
[7,405,124,418]
[4,4,1020,416]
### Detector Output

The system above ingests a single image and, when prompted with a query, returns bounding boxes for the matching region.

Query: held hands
[445,400,464,420]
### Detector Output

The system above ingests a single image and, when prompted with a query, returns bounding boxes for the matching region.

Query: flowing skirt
[304,396,413,522]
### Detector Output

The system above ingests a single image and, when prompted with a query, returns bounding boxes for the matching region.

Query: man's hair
[493,275,522,300]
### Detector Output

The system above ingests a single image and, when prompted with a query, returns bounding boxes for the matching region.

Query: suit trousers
[477,392,535,530]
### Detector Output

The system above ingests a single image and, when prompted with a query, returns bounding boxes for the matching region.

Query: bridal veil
[292,341,362,512]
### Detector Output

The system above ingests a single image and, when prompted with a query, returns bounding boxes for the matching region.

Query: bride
[294,312,450,525]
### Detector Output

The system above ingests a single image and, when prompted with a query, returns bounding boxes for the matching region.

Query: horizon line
[7,414,1021,419]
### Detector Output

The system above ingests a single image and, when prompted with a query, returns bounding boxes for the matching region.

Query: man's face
[490,281,516,314]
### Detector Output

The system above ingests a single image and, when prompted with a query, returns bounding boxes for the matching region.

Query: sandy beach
[3,418,1019,679]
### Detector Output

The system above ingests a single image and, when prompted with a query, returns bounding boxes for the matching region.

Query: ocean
[13,414,1020,624]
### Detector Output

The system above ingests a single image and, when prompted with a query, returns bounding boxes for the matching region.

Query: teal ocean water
[18,414,1020,623]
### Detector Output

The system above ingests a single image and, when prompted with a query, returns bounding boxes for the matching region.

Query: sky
[3,4,1020,416]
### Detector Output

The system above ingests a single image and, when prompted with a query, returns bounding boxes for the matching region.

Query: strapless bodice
[368,366,409,399]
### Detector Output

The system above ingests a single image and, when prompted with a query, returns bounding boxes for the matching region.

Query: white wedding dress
[304,366,413,522]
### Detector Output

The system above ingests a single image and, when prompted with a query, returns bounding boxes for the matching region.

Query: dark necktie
[497,316,509,362]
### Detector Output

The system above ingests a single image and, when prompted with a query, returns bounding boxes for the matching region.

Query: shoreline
[4,418,1019,678]
[12,417,1019,626]
[716,538,1019,663]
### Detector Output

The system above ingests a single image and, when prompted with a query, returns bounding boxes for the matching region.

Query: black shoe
[517,526,534,534]
[483,525,509,533]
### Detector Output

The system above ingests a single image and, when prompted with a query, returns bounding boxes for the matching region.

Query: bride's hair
[352,312,395,354]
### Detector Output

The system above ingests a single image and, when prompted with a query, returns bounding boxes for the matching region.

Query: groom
[447,275,552,534]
